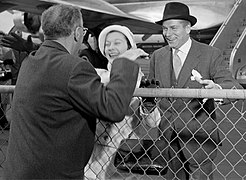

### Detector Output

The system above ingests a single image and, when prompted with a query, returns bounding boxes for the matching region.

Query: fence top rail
[134,88,246,99]
[0,85,15,93]
[1,85,245,99]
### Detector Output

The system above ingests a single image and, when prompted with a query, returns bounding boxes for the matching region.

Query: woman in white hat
[84,25,145,179]
[96,24,143,86]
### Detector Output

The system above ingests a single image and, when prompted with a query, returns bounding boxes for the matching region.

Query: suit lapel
[158,47,172,88]
[177,40,202,88]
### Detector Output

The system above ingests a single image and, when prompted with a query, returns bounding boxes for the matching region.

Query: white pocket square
[191,69,202,81]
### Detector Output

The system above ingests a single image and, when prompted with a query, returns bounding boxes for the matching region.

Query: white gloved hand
[119,48,149,61]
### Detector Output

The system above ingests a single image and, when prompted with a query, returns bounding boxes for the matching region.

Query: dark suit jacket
[4,40,139,179]
[148,39,242,164]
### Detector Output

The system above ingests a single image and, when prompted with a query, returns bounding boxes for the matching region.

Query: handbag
[114,138,169,175]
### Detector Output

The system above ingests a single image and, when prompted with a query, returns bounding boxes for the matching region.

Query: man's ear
[185,24,191,34]
[74,27,81,42]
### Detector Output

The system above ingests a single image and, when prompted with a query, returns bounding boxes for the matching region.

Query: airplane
[107,0,236,30]
[107,0,238,45]
[0,0,237,38]
[0,0,162,35]
[0,0,238,57]
[0,0,244,80]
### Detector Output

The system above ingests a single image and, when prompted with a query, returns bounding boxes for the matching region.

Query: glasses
[83,27,88,35]
[75,26,88,35]
[74,26,88,42]
[81,27,88,35]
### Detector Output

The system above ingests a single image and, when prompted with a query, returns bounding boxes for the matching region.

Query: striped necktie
[173,49,182,78]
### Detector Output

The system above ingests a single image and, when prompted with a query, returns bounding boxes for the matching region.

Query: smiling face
[104,31,129,62]
[162,19,191,49]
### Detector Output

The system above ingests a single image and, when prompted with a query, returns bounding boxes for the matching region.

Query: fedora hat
[156,2,197,26]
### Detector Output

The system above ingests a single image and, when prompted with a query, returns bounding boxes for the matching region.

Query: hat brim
[156,15,197,27]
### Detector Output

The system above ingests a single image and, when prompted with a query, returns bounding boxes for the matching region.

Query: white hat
[98,25,137,57]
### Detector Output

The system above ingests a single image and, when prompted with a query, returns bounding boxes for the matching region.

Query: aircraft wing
[110,0,237,30]
[0,0,162,34]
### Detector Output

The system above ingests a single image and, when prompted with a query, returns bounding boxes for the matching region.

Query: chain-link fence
[0,86,246,180]
[0,83,13,177]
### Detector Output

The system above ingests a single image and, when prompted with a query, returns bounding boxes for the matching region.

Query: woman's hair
[107,30,132,50]
[0,31,6,36]
[24,13,41,34]
[41,4,82,39]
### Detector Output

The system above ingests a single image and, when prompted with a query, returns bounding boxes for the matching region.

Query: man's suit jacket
[148,39,242,164]
[4,40,139,179]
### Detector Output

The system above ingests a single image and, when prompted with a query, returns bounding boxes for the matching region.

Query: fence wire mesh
[0,86,246,180]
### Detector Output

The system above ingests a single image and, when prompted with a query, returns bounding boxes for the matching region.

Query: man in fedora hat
[144,1,242,180]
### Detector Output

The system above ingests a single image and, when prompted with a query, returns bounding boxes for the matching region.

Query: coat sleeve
[67,57,139,122]
[210,47,242,89]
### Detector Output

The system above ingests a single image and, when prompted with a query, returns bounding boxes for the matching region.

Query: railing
[229,24,246,78]
[1,85,246,180]
[210,0,242,48]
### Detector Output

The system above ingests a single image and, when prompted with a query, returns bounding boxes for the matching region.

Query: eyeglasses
[82,27,88,35]
[75,26,88,36]
[74,26,88,42]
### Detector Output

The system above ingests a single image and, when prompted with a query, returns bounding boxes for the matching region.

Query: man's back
[5,40,96,178]
[5,38,142,179]
[3,3,148,179]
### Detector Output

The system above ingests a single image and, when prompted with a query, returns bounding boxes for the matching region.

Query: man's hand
[119,48,149,61]
[0,33,35,53]
[196,78,221,89]
[140,79,160,112]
